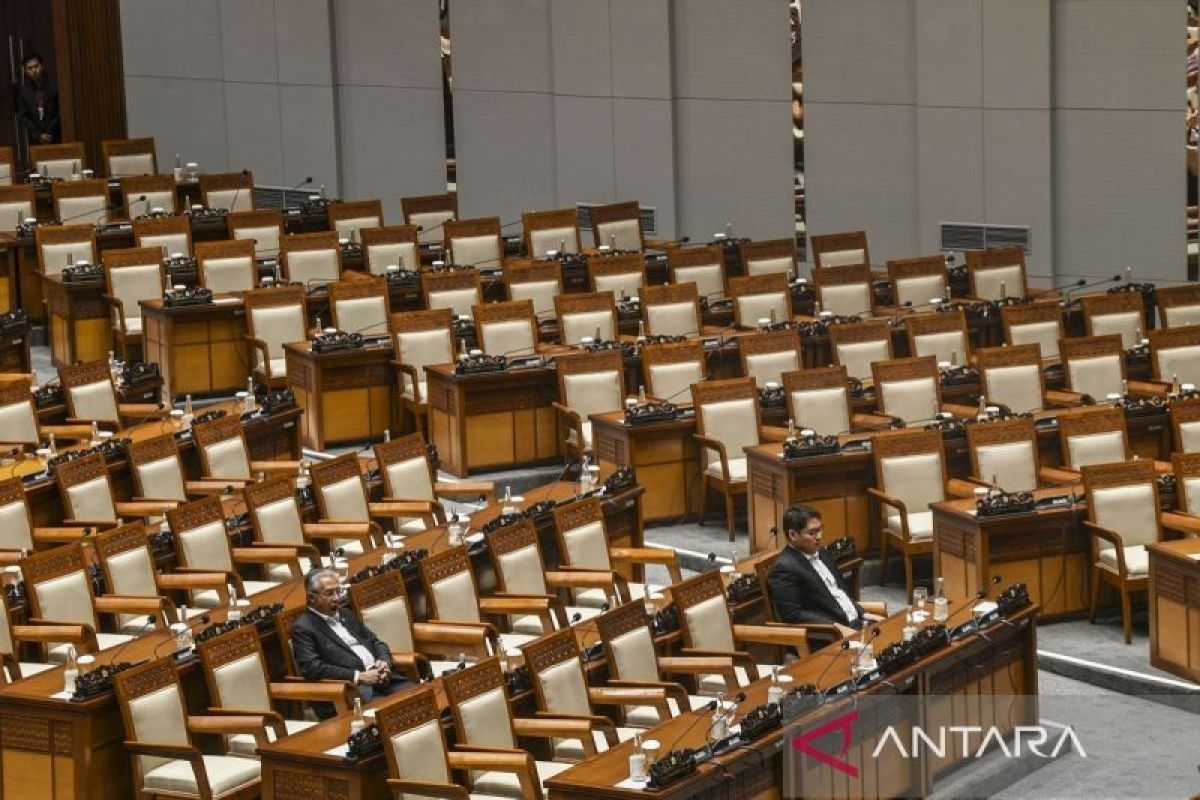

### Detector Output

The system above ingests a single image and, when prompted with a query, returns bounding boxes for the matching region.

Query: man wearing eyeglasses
[292,568,411,717]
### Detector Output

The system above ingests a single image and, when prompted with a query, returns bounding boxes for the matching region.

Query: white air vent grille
[577,203,657,236]
[940,222,1031,254]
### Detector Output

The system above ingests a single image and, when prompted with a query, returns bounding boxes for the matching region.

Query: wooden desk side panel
[1149,554,1200,683]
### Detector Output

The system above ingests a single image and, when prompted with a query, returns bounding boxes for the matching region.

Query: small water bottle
[63,646,79,694]
[933,577,949,623]
[767,666,784,707]
[629,733,647,782]
[350,697,366,734]
[902,606,917,642]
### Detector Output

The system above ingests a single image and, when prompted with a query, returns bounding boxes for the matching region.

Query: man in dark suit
[16,54,60,147]
[292,568,411,718]
[767,505,882,638]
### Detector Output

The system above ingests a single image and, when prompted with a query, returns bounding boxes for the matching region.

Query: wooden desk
[0,319,32,373]
[0,235,21,313]
[140,297,250,398]
[1148,539,1200,683]
[42,275,112,368]
[285,341,396,450]
[425,363,561,477]
[591,411,702,524]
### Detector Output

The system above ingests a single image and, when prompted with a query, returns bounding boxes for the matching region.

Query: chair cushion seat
[228,719,315,756]
[267,357,286,377]
[498,632,536,652]
[552,726,640,761]
[472,760,571,797]
[574,584,646,609]
[566,421,594,450]
[49,633,131,663]
[698,664,777,696]
[3,662,55,682]
[142,754,260,797]
[123,317,143,333]
[885,511,933,541]
[267,557,315,582]
[402,381,428,403]
[705,457,747,482]
[193,581,276,607]
[1098,545,1149,577]
[625,694,711,728]
[510,605,601,636]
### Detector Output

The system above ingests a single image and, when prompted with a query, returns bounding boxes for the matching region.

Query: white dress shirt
[807,552,860,624]
[314,609,375,681]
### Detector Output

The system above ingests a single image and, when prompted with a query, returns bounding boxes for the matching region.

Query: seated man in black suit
[767,504,883,638]
[292,567,412,718]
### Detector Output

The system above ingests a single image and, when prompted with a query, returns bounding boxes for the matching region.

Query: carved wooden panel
[59,359,112,392]
[401,192,457,221]
[128,432,181,467]
[166,495,225,535]
[552,497,604,543]
[389,307,454,336]
[375,685,440,738]
[197,622,261,671]
[555,289,617,318]
[349,571,409,616]
[21,541,87,585]
[485,518,540,560]
[594,599,651,644]
[0,715,51,753]
[309,453,364,490]
[94,522,150,561]
[327,199,384,227]
[114,656,177,702]
[442,657,505,705]
[520,628,580,675]
[810,231,868,269]
[670,571,726,616]
[243,474,296,511]
[0,378,32,407]
[360,224,419,248]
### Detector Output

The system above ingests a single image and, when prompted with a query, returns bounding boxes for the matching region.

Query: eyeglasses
[311,587,340,597]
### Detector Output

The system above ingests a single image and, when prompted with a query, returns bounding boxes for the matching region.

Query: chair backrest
[642,340,705,405]
[374,433,437,503]
[829,318,893,382]
[0,378,41,447]
[692,377,762,467]
[0,478,34,553]
[739,328,801,388]
[309,453,369,523]
[906,309,969,366]
[360,224,420,274]
[487,519,549,597]
[56,452,118,523]
[419,545,481,623]
[166,497,234,572]
[128,433,187,502]
[401,191,458,245]
[474,298,536,357]
[1148,324,1200,385]
[811,230,869,269]
[556,350,626,420]
[227,209,285,258]
[872,356,942,423]
[243,284,308,376]
[872,428,947,514]
[595,601,661,683]
[1060,334,1126,400]
[1156,284,1200,329]
[555,291,617,345]
[1172,451,1200,515]
[520,629,593,716]
[1001,301,1064,360]
[976,343,1046,414]
[197,624,273,713]
[95,523,160,606]
[0,185,35,233]
[37,223,97,277]
[349,571,418,656]
[587,252,646,298]
[119,175,177,217]
[0,145,12,186]
[1081,292,1145,349]
[199,171,254,212]
[668,244,727,300]
[524,208,581,257]
[31,142,86,179]
[1082,460,1161,551]
[445,216,503,269]
[281,231,341,287]
[783,366,852,436]
[193,414,252,480]
[244,475,307,548]
[195,239,257,294]
[391,308,455,402]
[814,264,873,317]
[887,255,947,309]
[329,276,390,336]
[965,417,1039,493]
[421,268,482,319]
[966,246,1027,301]
[101,137,157,177]
[1057,406,1130,469]
[327,199,383,242]
[59,360,120,423]
[23,543,99,630]
[442,657,520,751]
[642,281,700,338]
[672,571,737,653]
[729,273,792,327]
[376,687,456,791]
[590,201,645,251]
[274,606,306,676]
[1171,397,1200,454]
[754,552,781,621]
[551,497,614,572]
[504,260,561,319]
[740,239,796,277]
[113,657,193,780]
[105,247,166,330]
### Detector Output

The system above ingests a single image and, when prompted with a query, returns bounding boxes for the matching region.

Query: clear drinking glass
[912,586,928,612]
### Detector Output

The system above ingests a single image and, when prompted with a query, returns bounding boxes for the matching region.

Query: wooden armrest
[205,707,287,739]
[662,652,744,687]
[850,412,896,431]
[268,680,354,714]
[512,717,598,756]
[941,403,979,419]
[392,363,424,403]
[388,652,431,682]
[93,595,167,618]
[31,526,91,544]
[1126,379,1169,398]
[597,681,686,714]
[860,601,887,616]
[117,403,168,419]
[544,569,618,591]
[370,499,437,515]
[866,487,907,515]
[1038,465,1081,485]
[114,500,178,516]
[156,572,231,597]
[433,481,495,502]
[447,748,537,774]
[230,547,301,580]
[411,621,492,650]
[301,522,376,547]
[1082,522,1128,572]
[1043,389,1087,407]
[1161,511,1200,537]
[13,622,95,648]
[946,477,988,499]
[182,479,246,496]
[38,424,94,441]
[248,460,304,475]
[733,622,810,650]
[609,545,681,584]
[478,595,552,614]
[759,425,789,443]
[186,714,269,747]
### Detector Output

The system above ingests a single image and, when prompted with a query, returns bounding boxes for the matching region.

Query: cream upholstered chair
[104,246,165,359]
[975,343,1083,414]
[965,417,1046,493]
[31,142,86,180]
[1171,397,1200,453]
[0,185,35,233]
[887,255,948,308]
[524,208,581,257]
[445,216,504,269]
[360,224,420,274]
[906,309,970,366]
[101,137,157,177]
[0,591,57,683]
[0,379,92,453]
[401,191,457,246]
[829,318,893,383]
[1082,460,1163,644]
[1149,324,1200,387]
[504,260,561,322]
[871,356,973,425]
[307,454,402,551]
[129,433,238,505]
[52,178,109,226]
[0,146,12,187]
[739,328,801,389]
[668,244,727,302]
[783,366,893,436]
[729,273,792,328]
[1170,451,1200,519]
[1157,284,1200,328]
[740,239,797,277]
[59,359,164,427]
[421,267,483,320]
[349,570,487,680]
[1002,301,1066,361]
[120,174,177,218]
[113,657,263,799]
[1060,335,1129,401]
[642,339,705,406]
[642,282,701,338]
[196,240,257,295]
[134,214,193,258]
[474,298,537,357]
[418,545,545,653]
[373,433,495,532]
[243,476,360,577]
[329,276,390,337]
[192,414,302,484]
[966,246,1027,301]
[36,223,97,277]
[327,199,383,243]
[814,264,873,317]
[196,624,336,755]
[551,497,682,608]
[589,200,650,251]
[227,209,284,259]
[554,291,617,345]
[1048,406,1165,483]
[377,686,546,800]
[56,452,177,527]
[811,230,869,269]
[280,231,340,288]
[587,252,646,299]
[554,350,625,460]
[0,477,91,559]
[391,308,455,435]
[199,171,254,213]
[243,284,308,389]
[1081,291,1146,349]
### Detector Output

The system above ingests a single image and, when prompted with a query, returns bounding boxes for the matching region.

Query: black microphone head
[680,236,691,244]
[870,627,881,638]
[1075,279,1085,286]
[708,552,717,562]
[1112,274,1122,281]
[198,614,210,625]
[334,547,345,558]
[305,176,312,182]
[599,602,610,612]
[840,640,852,650]
[706,699,718,711]
[570,612,582,623]
[991,574,1003,585]
[733,691,746,702]
[241,169,250,177]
